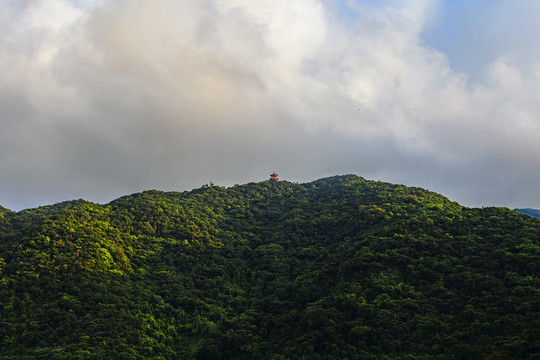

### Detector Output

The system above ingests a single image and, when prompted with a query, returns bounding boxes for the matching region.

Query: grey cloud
[1,0,540,211]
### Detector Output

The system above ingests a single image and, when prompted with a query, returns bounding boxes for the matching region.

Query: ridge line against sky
[1,0,540,211]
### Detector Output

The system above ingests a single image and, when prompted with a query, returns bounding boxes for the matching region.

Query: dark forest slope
[0,175,539,359]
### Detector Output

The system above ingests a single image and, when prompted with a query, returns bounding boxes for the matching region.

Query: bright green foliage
[0,175,539,359]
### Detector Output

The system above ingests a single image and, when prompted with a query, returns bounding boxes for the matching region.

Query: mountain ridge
[515,207,540,219]
[0,175,539,359]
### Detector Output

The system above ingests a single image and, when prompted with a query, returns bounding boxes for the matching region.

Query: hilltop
[0,175,539,359]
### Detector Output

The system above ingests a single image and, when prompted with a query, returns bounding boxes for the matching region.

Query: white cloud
[1,0,540,210]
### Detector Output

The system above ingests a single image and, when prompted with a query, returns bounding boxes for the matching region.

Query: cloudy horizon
[2,0,540,211]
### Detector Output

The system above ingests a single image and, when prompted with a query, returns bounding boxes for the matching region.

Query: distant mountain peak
[515,208,540,219]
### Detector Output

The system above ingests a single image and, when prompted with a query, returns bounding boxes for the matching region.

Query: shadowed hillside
[0,175,539,359]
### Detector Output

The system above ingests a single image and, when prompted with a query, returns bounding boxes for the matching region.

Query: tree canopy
[0,175,539,359]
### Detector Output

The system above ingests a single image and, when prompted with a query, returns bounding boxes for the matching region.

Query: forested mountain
[0,175,539,359]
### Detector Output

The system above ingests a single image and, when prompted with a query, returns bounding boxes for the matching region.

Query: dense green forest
[0,175,539,359]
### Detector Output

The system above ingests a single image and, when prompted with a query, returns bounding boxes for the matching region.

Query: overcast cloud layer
[2,0,540,210]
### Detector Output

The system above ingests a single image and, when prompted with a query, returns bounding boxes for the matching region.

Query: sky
[1,0,540,211]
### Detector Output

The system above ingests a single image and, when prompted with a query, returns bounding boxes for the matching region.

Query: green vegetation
[1,175,539,359]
